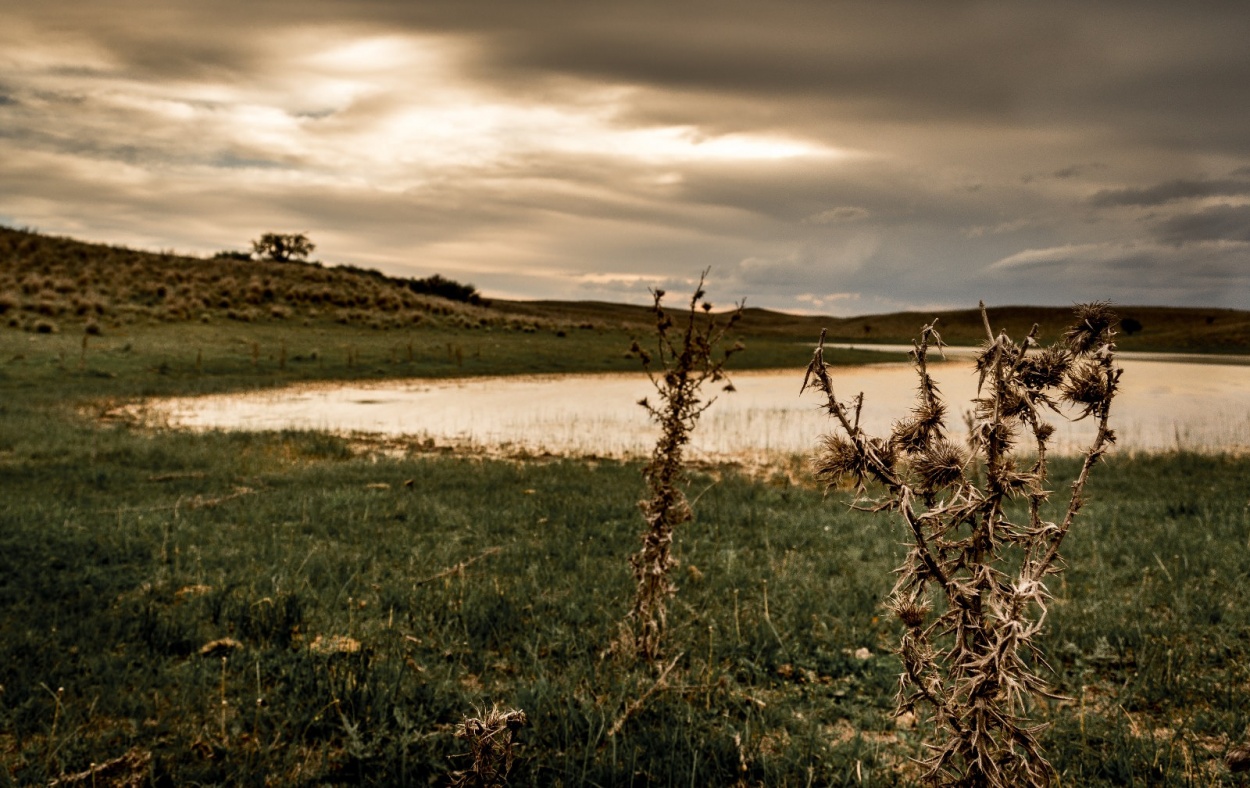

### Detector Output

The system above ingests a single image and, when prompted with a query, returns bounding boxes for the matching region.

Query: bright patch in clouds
[9,31,838,184]
[2,27,842,208]
[601,127,838,162]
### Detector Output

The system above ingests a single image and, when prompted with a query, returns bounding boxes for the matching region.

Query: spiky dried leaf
[998,461,1039,498]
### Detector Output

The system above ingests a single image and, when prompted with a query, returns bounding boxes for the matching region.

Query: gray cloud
[1156,205,1250,245]
[1091,178,1250,207]
[986,242,1250,308]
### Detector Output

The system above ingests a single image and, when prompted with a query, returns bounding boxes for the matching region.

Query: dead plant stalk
[628,270,742,661]
[804,302,1121,786]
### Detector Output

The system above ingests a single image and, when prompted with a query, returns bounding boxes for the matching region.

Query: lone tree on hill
[252,232,315,263]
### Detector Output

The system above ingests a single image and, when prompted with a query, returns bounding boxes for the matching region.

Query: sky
[2,1,1249,314]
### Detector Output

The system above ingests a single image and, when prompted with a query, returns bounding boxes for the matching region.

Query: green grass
[1,417,1247,784]
[0,319,890,407]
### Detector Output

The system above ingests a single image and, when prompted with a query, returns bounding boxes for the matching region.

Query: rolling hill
[3,225,1247,354]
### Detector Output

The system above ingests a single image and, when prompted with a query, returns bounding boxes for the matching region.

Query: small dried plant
[449,705,528,788]
[627,270,743,661]
[803,302,1121,786]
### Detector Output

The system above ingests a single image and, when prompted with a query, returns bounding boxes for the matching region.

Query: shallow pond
[144,354,1250,462]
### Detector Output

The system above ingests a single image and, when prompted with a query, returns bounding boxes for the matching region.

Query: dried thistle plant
[627,270,743,661]
[449,705,528,788]
[803,302,1121,787]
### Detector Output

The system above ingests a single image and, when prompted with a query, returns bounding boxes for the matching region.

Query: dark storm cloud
[398,2,1250,154]
[986,242,1250,309]
[1090,178,1250,207]
[2,0,1250,310]
[1156,205,1250,245]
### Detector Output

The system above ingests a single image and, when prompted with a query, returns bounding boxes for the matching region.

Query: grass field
[2,407,1248,785]
[3,227,1250,784]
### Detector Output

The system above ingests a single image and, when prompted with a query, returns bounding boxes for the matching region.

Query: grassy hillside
[0,227,521,334]
[4,226,1248,357]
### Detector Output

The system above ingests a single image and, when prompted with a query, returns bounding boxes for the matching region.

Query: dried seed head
[1061,360,1111,417]
[1019,346,1070,390]
[890,596,932,629]
[891,417,926,453]
[911,439,966,492]
[1035,422,1055,443]
[892,401,946,454]
[868,437,897,478]
[813,434,894,487]
[1064,301,1116,355]
[813,434,860,486]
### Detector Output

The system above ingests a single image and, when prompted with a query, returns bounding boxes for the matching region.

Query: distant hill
[497,299,1250,354]
[2,226,1246,353]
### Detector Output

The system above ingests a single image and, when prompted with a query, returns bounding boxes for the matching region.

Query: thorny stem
[804,329,952,593]
[1033,379,1118,577]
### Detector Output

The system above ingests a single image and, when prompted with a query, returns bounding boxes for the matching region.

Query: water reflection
[149,358,1250,460]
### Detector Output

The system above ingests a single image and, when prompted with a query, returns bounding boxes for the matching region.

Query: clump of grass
[804,301,1121,786]
[450,705,527,787]
[626,271,742,661]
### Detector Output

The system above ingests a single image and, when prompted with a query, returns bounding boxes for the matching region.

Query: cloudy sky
[2,2,1249,313]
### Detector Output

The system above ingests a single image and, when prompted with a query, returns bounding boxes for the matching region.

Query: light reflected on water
[148,358,1250,460]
